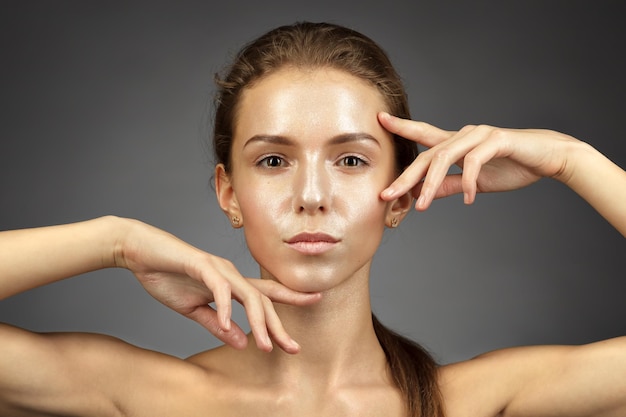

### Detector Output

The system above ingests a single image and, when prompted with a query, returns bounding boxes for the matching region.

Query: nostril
[298,204,325,213]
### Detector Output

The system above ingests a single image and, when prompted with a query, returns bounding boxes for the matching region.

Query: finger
[396,175,470,209]
[414,125,493,209]
[415,174,465,206]
[185,305,248,350]
[242,293,273,352]
[459,136,513,204]
[261,296,301,354]
[199,257,275,352]
[191,257,235,331]
[416,147,460,209]
[381,151,431,200]
[211,278,232,331]
[378,112,452,148]
[247,279,315,353]
[249,279,322,306]
[227,279,273,352]
[380,116,461,201]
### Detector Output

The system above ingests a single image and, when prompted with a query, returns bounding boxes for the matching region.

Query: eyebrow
[243,132,382,148]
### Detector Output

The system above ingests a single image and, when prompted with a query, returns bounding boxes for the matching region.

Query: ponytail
[372,313,445,417]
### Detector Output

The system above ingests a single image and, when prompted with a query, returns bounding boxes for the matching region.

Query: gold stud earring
[231,216,241,227]
[391,217,398,228]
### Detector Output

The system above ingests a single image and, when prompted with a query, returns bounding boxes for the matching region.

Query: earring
[391,217,398,228]
[231,216,241,227]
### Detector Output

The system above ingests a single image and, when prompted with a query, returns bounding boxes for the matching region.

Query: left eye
[339,156,364,167]
[258,155,284,167]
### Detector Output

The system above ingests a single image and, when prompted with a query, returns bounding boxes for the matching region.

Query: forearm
[0,215,128,299]
[558,141,626,237]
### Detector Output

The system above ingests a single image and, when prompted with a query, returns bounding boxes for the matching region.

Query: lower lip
[287,241,337,255]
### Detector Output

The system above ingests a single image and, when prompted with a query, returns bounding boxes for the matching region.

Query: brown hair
[213,22,444,417]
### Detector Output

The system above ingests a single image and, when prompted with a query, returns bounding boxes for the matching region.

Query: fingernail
[219,312,230,331]
[417,195,426,208]
[290,340,301,353]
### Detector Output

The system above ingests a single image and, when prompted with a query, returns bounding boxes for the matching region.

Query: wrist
[95,215,133,269]
[551,139,597,187]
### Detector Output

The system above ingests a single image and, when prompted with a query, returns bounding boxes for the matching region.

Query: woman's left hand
[378,112,580,210]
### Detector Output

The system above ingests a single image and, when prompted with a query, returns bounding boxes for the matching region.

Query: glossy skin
[1,67,626,417]
[216,68,408,294]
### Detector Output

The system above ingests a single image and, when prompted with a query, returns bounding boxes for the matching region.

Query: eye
[339,155,366,167]
[258,155,284,168]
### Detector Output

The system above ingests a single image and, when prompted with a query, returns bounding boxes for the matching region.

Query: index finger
[378,112,452,148]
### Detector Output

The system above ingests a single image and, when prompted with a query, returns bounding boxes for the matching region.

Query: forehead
[233,67,390,143]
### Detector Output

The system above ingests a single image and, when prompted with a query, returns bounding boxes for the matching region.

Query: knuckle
[476,124,503,142]
[464,152,481,166]
[411,121,427,134]
[242,289,264,307]
[207,273,227,287]
[489,128,508,145]
[204,253,233,269]
[440,181,454,196]
[260,294,273,307]
[219,280,232,294]
[433,148,452,162]
[461,174,475,187]
[459,124,477,134]
[219,258,237,271]
[474,124,492,133]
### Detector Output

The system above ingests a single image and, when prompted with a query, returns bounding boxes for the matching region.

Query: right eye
[258,155,284,168]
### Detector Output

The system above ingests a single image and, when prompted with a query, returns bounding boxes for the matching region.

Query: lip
[285,232,340,255]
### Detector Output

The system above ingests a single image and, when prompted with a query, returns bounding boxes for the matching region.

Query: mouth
[285,232,340,255]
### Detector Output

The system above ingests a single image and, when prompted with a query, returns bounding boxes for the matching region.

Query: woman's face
[216,67,407,292]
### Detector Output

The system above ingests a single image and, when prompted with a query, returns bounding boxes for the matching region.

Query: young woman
[1,22,625,417]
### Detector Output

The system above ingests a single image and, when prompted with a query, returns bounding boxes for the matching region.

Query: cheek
[341,179,391,248]
[341,171,394,218]
[236,180,291,253]
[344,182,388,219]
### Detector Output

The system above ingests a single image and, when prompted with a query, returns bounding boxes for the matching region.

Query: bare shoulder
[0,324,220,417]
[439,337,626,417]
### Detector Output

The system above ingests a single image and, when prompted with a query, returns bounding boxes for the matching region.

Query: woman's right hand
[114,218,321,354]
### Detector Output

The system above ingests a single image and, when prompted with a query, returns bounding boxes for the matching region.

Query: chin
[260,262,368,294]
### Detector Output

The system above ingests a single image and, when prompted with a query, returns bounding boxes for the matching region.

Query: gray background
[1,1,625,364]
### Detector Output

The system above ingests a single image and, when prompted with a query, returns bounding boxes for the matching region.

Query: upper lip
[285,232,340,244]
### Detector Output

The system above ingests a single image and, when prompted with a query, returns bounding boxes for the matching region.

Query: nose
[293,160,330,214]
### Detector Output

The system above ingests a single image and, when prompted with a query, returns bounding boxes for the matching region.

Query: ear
[385,191,413,228]
[215,163,243,228]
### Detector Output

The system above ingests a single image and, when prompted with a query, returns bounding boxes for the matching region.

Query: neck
[247,266,389,387]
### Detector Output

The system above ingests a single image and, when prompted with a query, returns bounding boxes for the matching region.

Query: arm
[378,114,626,416]
[378,113,626,237]
[0,323,211,417]
[0,216,320,415]
[1,216,319,351]
[440,337,626,417]
[0,216,119,299]
[557,140,626,236]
